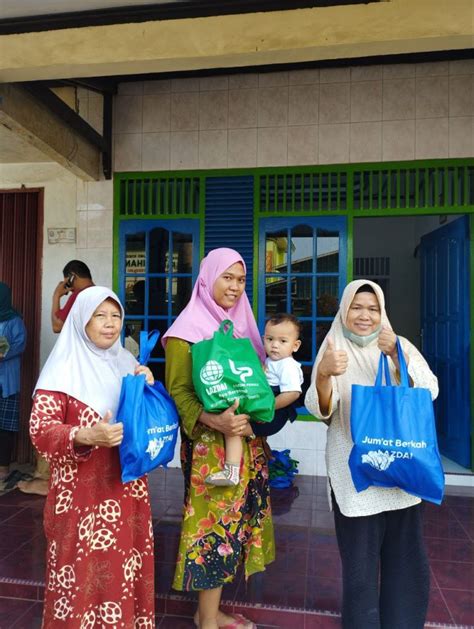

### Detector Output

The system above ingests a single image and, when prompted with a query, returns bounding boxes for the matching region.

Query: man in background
[51,260,95,333]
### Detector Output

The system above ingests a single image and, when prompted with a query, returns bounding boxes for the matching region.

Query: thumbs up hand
[377,326,397,358]
[318,337,349,377]
[88,410,124,448]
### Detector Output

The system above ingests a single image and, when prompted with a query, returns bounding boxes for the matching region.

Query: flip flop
[6,470,33,490]
[221,614,256,629]
[194,613,256,629]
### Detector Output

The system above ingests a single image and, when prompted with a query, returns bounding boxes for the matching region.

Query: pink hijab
[161,248,265,362]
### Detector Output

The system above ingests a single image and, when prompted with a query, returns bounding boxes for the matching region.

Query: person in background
[51,259,95,333]
[163,248,274,629]
[0,282,27,481]
[19,260,95,495]
[305,279,438,629]
[30,286,155,628]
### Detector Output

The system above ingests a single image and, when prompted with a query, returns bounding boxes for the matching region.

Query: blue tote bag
[349,339,444,505]
[116,330,179,483]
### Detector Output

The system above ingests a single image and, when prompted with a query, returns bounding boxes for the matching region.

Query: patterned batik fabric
[30,390,155,629]
[173,431,275,591]
[0,388,20,431]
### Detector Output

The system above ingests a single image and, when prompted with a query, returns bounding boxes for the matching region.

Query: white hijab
[35,286,137,418]
[311,279,396,432]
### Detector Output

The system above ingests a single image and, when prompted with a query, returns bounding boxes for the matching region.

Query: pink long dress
[30,390,155,628]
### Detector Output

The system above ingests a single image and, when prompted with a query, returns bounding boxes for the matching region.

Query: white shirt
[265,356,303,392]
[305,339,439,517]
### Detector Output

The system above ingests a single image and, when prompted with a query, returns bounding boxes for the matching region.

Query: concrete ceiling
[1,0,472,83]
[0,124,51,163]
[0,0,175,20]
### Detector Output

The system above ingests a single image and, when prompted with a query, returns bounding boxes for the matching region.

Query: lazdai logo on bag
[199,359,253,393]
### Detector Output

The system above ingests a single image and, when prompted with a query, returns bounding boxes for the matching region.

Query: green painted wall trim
[112,175,121,293]
[347,214,354,282]
[116,159,474,221]
[470,214,474,472]
[114,158,473,180]
[114,158,474,437]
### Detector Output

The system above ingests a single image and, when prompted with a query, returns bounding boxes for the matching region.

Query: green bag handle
[218,319,234,336]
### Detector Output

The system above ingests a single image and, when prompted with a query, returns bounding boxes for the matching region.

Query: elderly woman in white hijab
[305,279,438,629]
[29,287,155,629]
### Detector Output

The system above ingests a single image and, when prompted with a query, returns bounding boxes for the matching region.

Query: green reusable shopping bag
[191,320,275,423]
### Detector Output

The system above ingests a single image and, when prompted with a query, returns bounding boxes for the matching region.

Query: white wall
[268,420,328,477]
[111,59,474,171]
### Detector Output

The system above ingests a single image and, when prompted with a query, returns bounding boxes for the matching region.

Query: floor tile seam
[425,621,474,629]
[0,508,27,527]
[0,506,23,518]
[303,549,310,614]
[424,534,471,542]
[0,537,41,563]
[448,507,474,543]
[0,594,40,604]
[164,594,346,617]
[433,575,474,591]
[430,554,474,564]
[434,581,459,626]
[7,599,38,628]
[439,586,474,593]
[428,568,460,627]
[429,565,443,589]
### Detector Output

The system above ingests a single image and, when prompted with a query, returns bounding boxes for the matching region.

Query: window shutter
[205,176,255,302]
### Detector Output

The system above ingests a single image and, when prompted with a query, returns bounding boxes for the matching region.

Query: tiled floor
[0,469,473,628]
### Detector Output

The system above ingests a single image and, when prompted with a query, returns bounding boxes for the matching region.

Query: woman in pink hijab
[163,248,274,629]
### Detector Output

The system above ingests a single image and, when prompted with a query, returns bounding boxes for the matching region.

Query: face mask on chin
[342,324,381,347]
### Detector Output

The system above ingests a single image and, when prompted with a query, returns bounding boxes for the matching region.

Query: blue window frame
[119,219,200,378]
[258,216,347,412]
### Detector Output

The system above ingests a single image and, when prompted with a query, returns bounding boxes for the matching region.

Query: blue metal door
[420,216,471,468]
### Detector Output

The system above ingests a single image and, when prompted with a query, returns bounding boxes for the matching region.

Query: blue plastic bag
[349,338,444,505]
[117,330,179,483]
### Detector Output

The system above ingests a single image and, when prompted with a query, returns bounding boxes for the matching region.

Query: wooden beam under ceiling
[0,84,102,181]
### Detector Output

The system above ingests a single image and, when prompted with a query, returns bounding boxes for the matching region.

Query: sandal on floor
[220,614,257,629]
[4,470,32,491]
[194,613,257,629]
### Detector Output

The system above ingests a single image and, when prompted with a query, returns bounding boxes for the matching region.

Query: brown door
[0,189,43,463]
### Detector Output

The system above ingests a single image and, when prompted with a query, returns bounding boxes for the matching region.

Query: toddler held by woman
[207,312,303,486]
